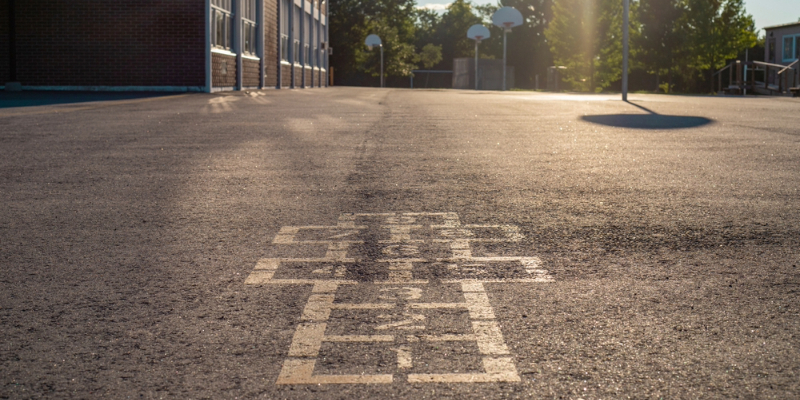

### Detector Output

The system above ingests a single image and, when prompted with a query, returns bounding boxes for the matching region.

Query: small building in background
[765,21,800,66]
[1,0,330,92]
[452,58,514,90]
[764,21,800,91]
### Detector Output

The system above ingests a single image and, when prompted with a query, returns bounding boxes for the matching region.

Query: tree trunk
[668,66,673,94]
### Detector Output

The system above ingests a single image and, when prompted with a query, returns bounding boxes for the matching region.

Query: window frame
[280,0,290,62]
[241,0,257,56]
[783,34,800,62]
[211,4,233,51]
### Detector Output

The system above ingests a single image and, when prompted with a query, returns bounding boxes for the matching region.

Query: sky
[416,0,798,32]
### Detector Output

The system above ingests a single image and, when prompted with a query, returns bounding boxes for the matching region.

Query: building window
[242,0,257,56]
[294,4,302,64]
[316,19,322,67]
[280,0,290,61]
[783,35,800,62]
[211,0,233,50]
[305,12,313,66]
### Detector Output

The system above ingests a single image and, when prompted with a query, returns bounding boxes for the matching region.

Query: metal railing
[714,59,798,95]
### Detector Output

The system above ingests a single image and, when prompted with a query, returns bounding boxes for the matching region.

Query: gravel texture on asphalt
[1,88,798,399]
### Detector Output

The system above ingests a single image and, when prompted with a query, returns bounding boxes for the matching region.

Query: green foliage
[544,0,603,91]
[636,0,685,91]
[332,0,758,92]
[680,0,757,91]
[474,0,554,87]
[546,0,756,92]
[418,43,443,69]
[331,0,420,80]
[413,0,482,70]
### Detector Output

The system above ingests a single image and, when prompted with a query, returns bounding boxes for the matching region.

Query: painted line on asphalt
[246,212,552,385]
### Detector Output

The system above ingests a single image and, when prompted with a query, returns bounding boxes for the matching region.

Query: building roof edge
[764,21,800,30]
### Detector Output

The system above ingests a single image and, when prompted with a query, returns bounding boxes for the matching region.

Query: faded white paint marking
[375,312,425,330]
[394,345,413,369]
[385,225,422,242]
[324,335,394,342]
[482,357,522,381]
[243,270,275,285]
[380,245,421,256]
[254,259,280,270]
[472,321,510,355]
[461,282,485,293]
[312,281,340,293]
[379,287,423,301]
[411,302,466,310]
[273,226,300,244]
[301,294,335,321]
[276,359,393,385]
[450,239,473,259]
[330,303,395,311]
[463,291,497,320]
[420,334,476,342]
[288,323,327,357]
[325,242,351,260]
[248,213,552,385]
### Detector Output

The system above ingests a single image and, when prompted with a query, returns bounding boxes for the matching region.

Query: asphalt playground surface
[1,88,799,399]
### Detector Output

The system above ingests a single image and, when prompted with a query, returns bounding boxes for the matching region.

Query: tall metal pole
[300,0,305,88]
[502,30,508,91]
[9,0,16,83]
[380,45,384,88]
[475,41,479,90]
[622,0,629,101]
[289,0,295,88]
[325,0,329,87]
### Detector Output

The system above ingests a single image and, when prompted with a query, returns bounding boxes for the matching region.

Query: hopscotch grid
[246,212,552,385]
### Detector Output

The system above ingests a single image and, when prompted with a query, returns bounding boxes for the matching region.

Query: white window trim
[242,15,257,56]
[212,48,237,57]
[211,5,234,51]
[242,54,260,61]
[783,34,800,62]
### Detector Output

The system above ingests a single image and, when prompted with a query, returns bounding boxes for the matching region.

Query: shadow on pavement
[0,91,176,108]
[581,101,713,129]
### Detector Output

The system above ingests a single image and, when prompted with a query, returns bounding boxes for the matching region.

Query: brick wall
[212,53,237,88]
[264,0,279,88]
[281,64,292,88]
[13,0,205,88]
[242,58,260,88]
[0,0,9,83]
[295,66,304,87]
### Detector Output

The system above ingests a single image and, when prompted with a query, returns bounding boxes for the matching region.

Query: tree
[330,0,420,84]
[680,0,757,92]
[475,0,554,88]
[418,43,443,69]
[428,0,483,69]
[635,0,685,92]
[544,0,598,91]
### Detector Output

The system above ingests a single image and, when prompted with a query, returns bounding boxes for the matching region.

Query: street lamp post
[365,34,383,88]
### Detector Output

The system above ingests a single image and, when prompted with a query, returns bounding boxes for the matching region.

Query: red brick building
[1,0,329,92]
